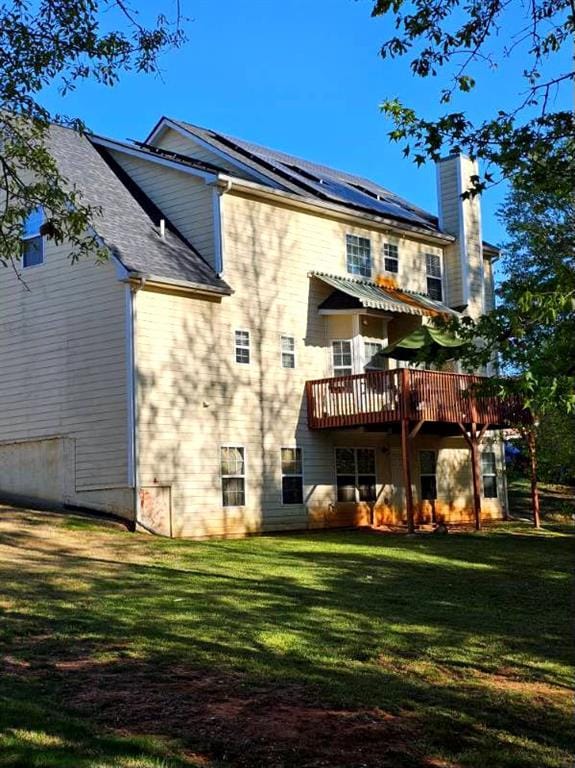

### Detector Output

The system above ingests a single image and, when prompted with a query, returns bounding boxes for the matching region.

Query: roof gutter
[215,175,455,246]
[125,271,233,297]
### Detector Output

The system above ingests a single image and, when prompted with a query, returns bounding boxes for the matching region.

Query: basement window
[420,450,438,500]
[426,253,443,301]
[281,448,303,504]
[482,451,498,498]
[335,448,376,502]
[221,446,245,507]
[346,234,371,277]
[21,207,44,268]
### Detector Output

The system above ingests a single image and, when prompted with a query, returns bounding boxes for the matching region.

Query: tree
[0,0,185,271]
[370,1,574,526]
[430,140,575,527]
[371,0,574,191]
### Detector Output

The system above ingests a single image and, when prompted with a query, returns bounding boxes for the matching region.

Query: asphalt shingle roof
[46,124,230,294]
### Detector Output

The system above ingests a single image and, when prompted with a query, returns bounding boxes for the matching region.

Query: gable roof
[46,124,230,295]
[152,118,440,233]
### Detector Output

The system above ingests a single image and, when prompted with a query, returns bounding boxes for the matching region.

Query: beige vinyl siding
[460,159,485,318]
[154,127,254,178]
[483,256,495,311]
[109,150,217,269]
[135,190,500,537]
[0,238,130,497]
[437,155,485,316]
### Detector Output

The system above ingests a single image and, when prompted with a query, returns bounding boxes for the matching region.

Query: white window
[332,340,353,377]
[22,207,44,268]
[335,448,376,502]
[281,448,303,504]
[235,330,250,364]
[281,335,295,368]
[426,253,443,301]
[221,446,245,506]
[383,242,399,273]
[346,234,371,277]
[482,451,498,498]
[363,341,383,368]
[419,450,438,500]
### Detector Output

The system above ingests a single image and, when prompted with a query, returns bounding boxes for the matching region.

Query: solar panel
[174,120,440,230]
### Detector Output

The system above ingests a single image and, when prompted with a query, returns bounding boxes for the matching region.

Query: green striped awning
[311,271,460,318]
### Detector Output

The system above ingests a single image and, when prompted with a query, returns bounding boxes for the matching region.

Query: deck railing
[306,369,525,430]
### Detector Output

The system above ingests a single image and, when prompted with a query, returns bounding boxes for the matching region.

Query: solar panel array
[173,120,439,231]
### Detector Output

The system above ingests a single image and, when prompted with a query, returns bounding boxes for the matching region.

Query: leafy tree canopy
[0,0,185,271]
[429,139,575,416]
[372,0,574,190]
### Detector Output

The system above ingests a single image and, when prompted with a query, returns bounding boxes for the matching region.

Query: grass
[0,489,573,767]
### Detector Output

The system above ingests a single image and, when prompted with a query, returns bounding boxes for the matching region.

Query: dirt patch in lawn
[4,654,440,768]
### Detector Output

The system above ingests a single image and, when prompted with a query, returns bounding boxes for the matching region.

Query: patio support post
[400,368,415,533]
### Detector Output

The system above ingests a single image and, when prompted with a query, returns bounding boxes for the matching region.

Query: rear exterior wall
[135,191,505,536]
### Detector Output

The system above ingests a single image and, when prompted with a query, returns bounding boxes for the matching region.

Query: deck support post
[401,417,415,533]
[469,422,482,531]
[457,421,486,531]
[400,368,415,533]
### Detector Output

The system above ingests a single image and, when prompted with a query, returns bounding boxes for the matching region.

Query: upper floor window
[346,234,371,277]
[426,253,443,301]
[481,451,498,498]
[332,340,352,377]
[21,207,44,268]
[383,242,399,274]
[364,341,383,369]
[235,330,250,364]
[281,335,295,368]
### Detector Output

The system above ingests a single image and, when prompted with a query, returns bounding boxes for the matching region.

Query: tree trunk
[526,429,541,528]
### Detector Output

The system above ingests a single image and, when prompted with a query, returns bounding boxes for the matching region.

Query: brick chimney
[436,154,485,318]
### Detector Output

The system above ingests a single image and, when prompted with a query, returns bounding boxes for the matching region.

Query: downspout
[211,178,232,276]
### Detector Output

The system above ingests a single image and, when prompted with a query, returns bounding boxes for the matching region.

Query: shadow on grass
[0,517,573,767]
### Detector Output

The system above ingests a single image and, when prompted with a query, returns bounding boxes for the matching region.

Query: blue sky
[41,0,571,250]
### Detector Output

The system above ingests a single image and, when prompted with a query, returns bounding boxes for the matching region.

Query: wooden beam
[456,421,472,448]
[401,418,415,534]
[470,422,482,531]
[409,418,425,440]
[478,423,490,443]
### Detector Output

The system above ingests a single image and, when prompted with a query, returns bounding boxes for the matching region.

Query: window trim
[382,242,399,274]
[280,446,304,506]
[220,445,247,508]
[334,446,377,503]
[425,252,443,302]
[331,338,353,377]
[280,334,296,369]
[419,449,438,501]
[234,328,251,365]
[21,207,44,269]
[345,233,372,278]
[481,450,498,499]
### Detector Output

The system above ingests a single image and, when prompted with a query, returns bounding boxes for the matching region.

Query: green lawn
[0,501,573,767]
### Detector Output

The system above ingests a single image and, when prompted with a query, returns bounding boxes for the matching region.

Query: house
[0,118,520,537]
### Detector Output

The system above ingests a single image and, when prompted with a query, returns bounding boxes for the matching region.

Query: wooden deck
[306,369,525,430]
